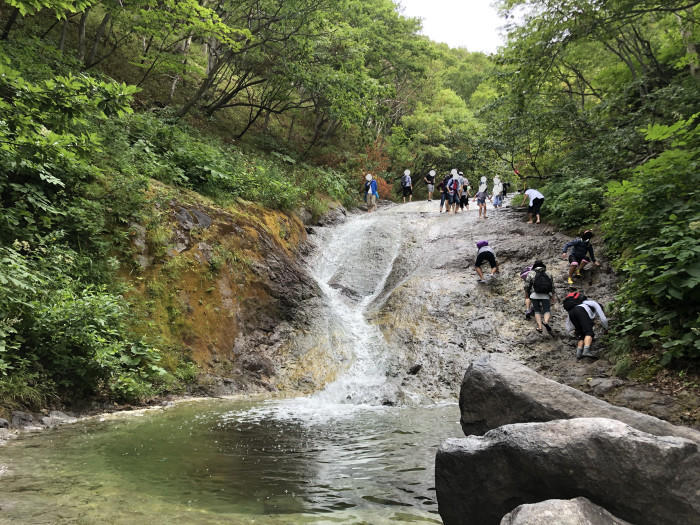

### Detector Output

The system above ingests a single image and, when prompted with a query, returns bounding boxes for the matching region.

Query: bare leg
[475,266,484,279]
[534,312,543,330]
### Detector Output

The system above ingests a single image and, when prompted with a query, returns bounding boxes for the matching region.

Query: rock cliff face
[126,183,325,393]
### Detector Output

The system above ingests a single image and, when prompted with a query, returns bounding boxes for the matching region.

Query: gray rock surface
[40,411,78,428]
[459,353,700,442]
[11,411,33,428]
[0,418,8,429]
[500,497,632,525]
[436,418,700,525]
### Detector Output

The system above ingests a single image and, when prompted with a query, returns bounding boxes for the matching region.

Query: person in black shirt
[424,169,436,201]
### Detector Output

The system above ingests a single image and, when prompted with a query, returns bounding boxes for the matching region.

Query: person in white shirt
[520,188,545,224]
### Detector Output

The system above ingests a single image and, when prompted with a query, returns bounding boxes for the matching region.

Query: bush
[602,115,700,365]
[541,175,606,229]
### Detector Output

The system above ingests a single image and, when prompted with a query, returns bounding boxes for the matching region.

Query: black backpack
[532,270,553,294]
[563,292,587,311]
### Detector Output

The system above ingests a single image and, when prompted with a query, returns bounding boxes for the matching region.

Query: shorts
[531,298,551,315]
[569,306,595,339]
[477,198,486,205]
[475,251,497,269]
[460,195,469,207]
[528,197,544,215]
[568,254,590,266]
[448,193,459,205]
[367,194,376,207]
[427,184,434,193]
[402,186,412,197]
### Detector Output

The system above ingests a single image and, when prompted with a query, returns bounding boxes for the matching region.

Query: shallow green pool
[0,398,462,524]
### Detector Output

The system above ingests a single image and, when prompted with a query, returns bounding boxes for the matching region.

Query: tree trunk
[86,13,111,67]
[78,9,91,63]
[1,7,19,40]
[59,19,69,53]
[677,12,699,80]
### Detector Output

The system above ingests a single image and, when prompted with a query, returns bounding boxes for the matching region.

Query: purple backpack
[520,266,532,280]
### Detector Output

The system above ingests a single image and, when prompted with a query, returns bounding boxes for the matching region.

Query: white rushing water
[230,209,407,424]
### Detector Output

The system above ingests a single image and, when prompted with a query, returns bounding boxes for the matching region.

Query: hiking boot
[567,277,574,285]
[581,348,597,359]
[576,347,583,360]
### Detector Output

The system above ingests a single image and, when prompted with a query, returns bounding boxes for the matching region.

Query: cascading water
[0,203,466,524]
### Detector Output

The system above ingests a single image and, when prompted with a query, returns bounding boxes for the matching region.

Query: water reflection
[0,400,461,524]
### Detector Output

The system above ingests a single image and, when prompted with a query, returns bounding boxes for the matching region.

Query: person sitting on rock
[523,260,557,335]
[561,230,600,285]
[563,292,608,359]
[474,240,499,281]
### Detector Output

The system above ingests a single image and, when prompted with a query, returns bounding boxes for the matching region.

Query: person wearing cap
[474,240,499,281]
[458,171,470,211]
[424,169,436,201]
[561,230,599,284]
[523,260,557,334]
[401,169,413,203]
[473,188,491,219]
[365,173,378,213]
[445,169,461,214]
[519,187,545,224]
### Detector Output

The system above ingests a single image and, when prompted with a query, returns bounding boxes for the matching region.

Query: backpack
[520,266,532,281]
[532,270,553,294]
[448,178,459,193]
[563,292,587,311]
[402,174,411,187]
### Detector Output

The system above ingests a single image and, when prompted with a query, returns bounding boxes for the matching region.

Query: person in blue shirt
[561,230,599,284]
[365,173,379,213]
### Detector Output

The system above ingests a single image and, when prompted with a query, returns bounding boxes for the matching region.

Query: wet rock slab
[436,417,700,525]
[459,353,700,443]
[500,497,632,525]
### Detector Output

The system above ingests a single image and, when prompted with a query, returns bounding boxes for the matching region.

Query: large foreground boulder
[436,418,700,525]
[500,497,632,525]
[460,353,700,442]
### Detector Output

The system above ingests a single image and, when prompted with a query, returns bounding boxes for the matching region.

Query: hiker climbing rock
[474,240,499,282]
[563,292,608,359]
[446,169,461,214]
[520,187,545,224]
[473,189,491,219]
[365,173,378,213]
[561,230,600,285]
[401,169,413,203]
[424,169,436,202]
[523,260,557,335]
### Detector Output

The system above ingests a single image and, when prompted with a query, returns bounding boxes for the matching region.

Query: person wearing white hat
[401,169,413,203]
[424,169,436,201]
[365,173,378,212]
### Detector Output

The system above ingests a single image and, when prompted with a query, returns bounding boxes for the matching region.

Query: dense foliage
[0,0,698,408]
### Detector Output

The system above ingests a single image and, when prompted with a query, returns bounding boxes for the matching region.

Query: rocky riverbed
[300,198,698,426]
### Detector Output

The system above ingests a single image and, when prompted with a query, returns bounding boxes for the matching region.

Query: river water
[0,203,467,524]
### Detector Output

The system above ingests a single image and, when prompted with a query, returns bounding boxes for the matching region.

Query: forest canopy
[0,0,698,406]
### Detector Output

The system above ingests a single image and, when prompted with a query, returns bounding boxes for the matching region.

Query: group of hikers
[474,231,607,360]
[364,168,514,218]
[363,169,606,360]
